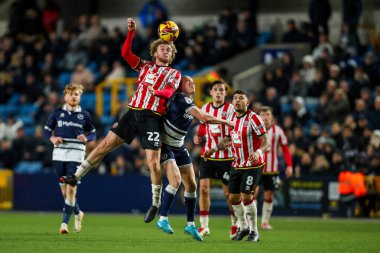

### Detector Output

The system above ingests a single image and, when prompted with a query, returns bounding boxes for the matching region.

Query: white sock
[165,184,178,195]
[230,212,238,226]
[199,214,209,228]
[159,216,168,221]
[232,202,248,230]
[74,160,92,178]
[65,199,75,207]
[152,184,162,207]
[187,221,195,226]
[262,200,274,225]
[243,200,258,233]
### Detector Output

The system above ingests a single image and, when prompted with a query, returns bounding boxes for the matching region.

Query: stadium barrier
[12,172,380,217]
[0,169,13,210]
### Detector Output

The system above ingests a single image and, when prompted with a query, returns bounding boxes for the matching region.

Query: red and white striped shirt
[128,61,181,114]
[263,125,290,174]
[198,102,234,160]
[227,110,267,169]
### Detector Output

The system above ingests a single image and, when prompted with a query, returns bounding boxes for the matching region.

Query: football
[158,21,179,42]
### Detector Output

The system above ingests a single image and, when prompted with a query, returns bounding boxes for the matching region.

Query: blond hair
[150,39,177,64]
[64,83,84,95]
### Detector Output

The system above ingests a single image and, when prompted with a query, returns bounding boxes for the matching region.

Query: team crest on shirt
[60,113,65,118]
[161,153,168,160]
[243,121,249,126]
[77,114,84,120]
[112,122,118,128]
[184,97,193,104]
[222,111,227,117]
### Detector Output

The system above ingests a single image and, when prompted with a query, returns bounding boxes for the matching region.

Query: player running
[44,83,96,234]
[152,76,233,241]
[204,90,270,242]
[193,80,237,238]
[61,18,181,223]
[255,106,293,230]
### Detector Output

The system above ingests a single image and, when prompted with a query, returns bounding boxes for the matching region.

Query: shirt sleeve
[250,113,267,136]
[84,112,97,141]
[278,127,289,146]
[43,112,56,140]
[166,70,181,89]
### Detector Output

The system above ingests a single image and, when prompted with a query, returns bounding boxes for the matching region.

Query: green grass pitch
[0,212,379,253]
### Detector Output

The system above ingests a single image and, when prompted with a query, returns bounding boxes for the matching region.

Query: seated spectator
[282,19,309,43]
[70,63,94,91]
[312,33,333,59]
[300,55,316,85]
[0,139,17,169]
[368,96,380,130]
[291,96,310,126]
[105,61,126,81]
[324,88,351,123]
[288,70,307,99]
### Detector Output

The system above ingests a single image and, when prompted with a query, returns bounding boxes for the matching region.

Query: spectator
[291,97,310,126]
[70,64,94,91]
[0,139,18,169]
[42,0,60,33]
[231,19,255,52]
[139,0,168,28]
[324,88,351,123]
[312,33,333,59]
[300,55,316,85]
[309,0,331,37]
[288,70,307,99]
[105,61,126,81]
[367,96,380,130]
[61,43,88,71]
[282,19,309,43]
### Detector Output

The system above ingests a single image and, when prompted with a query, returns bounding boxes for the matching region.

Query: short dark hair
[259,106,273,113]
[232,90,248,98]
[209,80,227,91]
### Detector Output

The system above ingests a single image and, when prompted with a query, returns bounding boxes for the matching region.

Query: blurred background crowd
[0,0,380,216]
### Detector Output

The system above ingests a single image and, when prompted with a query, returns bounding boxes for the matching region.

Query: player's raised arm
[121,18,140,69]
[203,136,232,161]
[187,106,234,128]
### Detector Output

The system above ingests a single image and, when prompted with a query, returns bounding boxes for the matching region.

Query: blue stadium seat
[58,72,71,89]
[7,93,21,105]
[18,104,38,116]
[256,32,272,46]
[14,161,43,174]
[16,115,34,126]
[80,92,96,112]
[101,115,115,125]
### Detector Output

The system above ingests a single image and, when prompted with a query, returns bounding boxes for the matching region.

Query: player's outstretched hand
[226,120,234,129]
[127,18,136,31]
[60,175,78,186]
[203,148,216,161]
[147,85,155,95]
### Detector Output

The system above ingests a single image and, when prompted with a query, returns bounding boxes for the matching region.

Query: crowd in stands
[0,0,260,174]
[258,27,380,178]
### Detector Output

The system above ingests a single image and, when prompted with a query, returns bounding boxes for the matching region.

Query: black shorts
[199,159,232,186]
[228,166,263,195]
[111,108,163,150]
[53,161,80,183]
[161,144,192,168]
[259,174,280,191]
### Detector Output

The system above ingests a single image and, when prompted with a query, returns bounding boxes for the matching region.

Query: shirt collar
[63,104,82,113]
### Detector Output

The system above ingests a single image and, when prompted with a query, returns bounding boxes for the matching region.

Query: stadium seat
[58,72,72,89]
